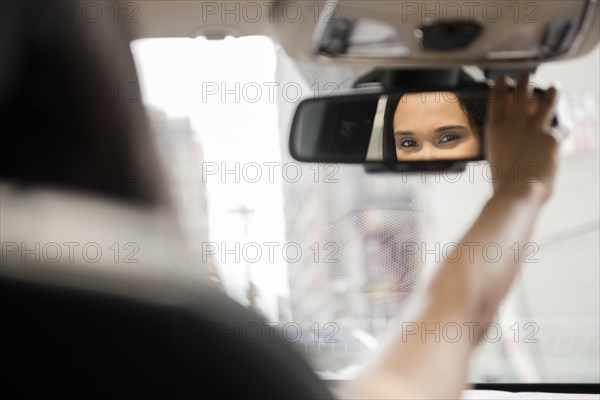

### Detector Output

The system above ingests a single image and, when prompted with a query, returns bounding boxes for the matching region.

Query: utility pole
[229,205,259,312]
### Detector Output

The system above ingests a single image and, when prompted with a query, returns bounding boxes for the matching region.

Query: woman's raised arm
[341,74,559,399]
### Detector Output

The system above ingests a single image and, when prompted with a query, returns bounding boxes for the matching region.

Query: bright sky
[131,36,289,319]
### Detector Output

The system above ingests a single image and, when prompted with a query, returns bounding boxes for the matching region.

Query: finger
[533,87,558,128]
[488,76,508,122]
[514,73,530,113]
[525,86,540,117]
[525,90,542,117]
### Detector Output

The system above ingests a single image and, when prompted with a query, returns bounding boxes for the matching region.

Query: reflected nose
[421,143,433,161]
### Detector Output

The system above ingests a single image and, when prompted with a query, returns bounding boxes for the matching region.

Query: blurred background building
[148,109,220,285]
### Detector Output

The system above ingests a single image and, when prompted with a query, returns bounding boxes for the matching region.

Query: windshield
[131,36,599,383]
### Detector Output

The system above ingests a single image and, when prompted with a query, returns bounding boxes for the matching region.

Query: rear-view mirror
[289,84,556,167]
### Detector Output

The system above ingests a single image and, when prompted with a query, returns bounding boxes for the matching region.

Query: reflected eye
[400,139,419,148]
[438,133,461,144]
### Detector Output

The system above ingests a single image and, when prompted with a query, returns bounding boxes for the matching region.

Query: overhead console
[274,0,600,68]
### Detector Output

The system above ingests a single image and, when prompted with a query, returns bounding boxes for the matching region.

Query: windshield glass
[131,37,599,383]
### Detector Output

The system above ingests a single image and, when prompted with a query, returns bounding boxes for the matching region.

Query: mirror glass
[290,86,489,163]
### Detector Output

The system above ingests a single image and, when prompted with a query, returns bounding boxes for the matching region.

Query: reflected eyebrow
[394,125,468,136]
[434,125,468,133]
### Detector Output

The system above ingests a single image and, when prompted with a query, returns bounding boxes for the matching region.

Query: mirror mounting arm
[483,67,538,81]
[353,68,462,91]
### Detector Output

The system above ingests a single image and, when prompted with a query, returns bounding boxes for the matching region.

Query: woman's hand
[485,74,560,204]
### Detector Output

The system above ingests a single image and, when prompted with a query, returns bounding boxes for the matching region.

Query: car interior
[1,0,599,399]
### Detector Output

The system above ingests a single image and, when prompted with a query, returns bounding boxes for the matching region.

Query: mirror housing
[289,79,558,172]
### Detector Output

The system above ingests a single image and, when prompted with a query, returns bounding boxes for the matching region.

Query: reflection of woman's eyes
[438,133,461,144]
[400,139,419,148]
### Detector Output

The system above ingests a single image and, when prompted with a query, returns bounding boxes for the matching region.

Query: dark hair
[382,87,487,161]
[0,1,168,207]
